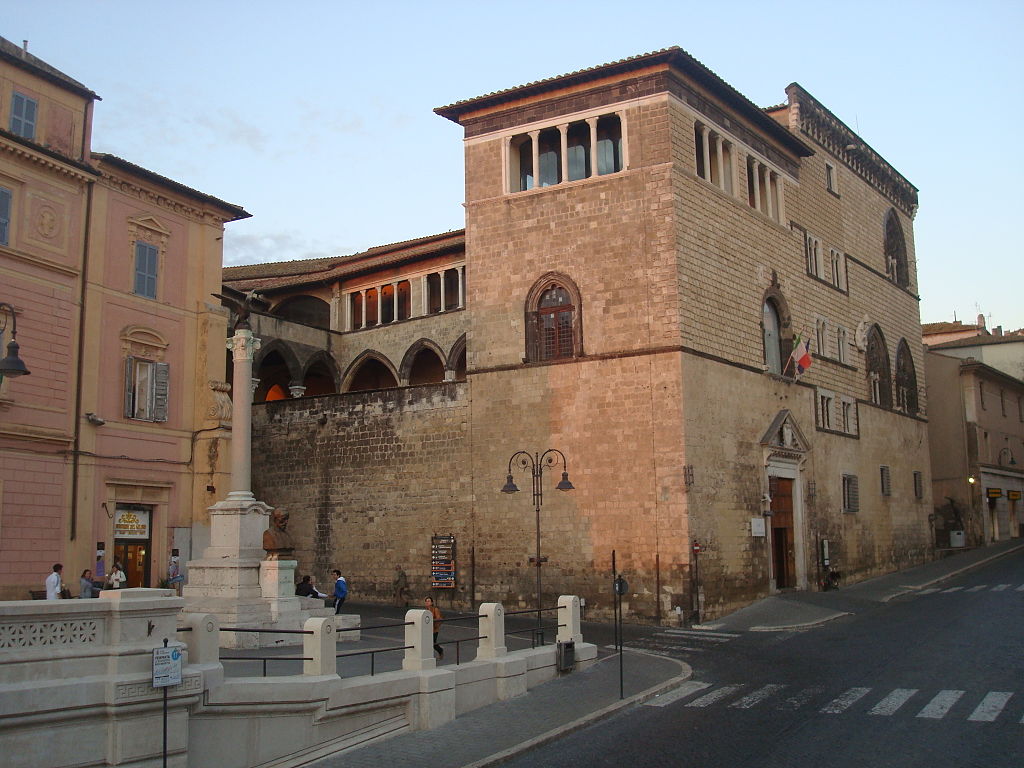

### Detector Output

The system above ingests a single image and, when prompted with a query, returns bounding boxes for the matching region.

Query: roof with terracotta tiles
[434,46,810,157]
[223,229,466,293]
[0,35,99,100]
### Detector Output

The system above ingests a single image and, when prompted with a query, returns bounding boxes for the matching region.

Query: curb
[466,650,692,768]
[748,611,851,631]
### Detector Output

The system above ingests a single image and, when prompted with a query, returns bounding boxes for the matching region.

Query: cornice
[0,135,96,183]
[785,84,918,217]
[0,243,81,277]
[97,168,229,226]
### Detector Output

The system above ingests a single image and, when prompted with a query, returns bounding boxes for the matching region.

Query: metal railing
[213,625,315,677]
[503,605,567,648]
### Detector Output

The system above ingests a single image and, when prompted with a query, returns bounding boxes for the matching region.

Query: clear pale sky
[7,1,1023,330]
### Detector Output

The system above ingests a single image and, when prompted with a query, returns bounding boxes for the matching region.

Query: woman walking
[424,596,444,660]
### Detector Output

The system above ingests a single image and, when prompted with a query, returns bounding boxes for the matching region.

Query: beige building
[0,37,246,598]
[228,47,932,621]
[925,351,1023,545]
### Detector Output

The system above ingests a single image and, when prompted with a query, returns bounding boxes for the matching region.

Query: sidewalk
[303,540,1021,766]
[306,648,689,768]
[701,538,1024,633]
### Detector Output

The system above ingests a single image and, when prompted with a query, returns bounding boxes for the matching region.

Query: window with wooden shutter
[880,465,891,497]
[124,356,169,422]
[0,186,10,246]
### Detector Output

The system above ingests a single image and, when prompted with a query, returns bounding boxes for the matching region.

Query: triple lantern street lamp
[0,302,30,383]
[501,449,574,627]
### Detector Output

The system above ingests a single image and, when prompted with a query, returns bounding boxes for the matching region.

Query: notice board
[431,534,456,589]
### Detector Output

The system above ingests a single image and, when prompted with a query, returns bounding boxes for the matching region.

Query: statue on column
[262,509,295,560]
[212,289,262,330]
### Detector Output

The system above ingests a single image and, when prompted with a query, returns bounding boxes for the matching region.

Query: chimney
[22,40,28,54]
[977,313,986,329]
[993,326,1003,337]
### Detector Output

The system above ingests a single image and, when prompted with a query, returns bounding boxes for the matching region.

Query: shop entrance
[113,503,152,588]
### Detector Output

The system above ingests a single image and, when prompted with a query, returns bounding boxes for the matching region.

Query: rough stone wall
[251,384,472,606]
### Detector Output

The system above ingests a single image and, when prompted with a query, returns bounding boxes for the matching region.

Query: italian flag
[792,334,813,375]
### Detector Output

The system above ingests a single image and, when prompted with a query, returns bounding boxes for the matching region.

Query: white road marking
[777,686,825,710]
[659,629,737,642]
[645,680,712,707]
[821,687,872,713]
[917,588,940,595]
[941,587,964,593]
[686,684,745,708]
[991,584,1011,592]
[730,684,786,709]
[965,585,986,592]
[917,690,965,719]
[868,688,918,716]
[967,692,1013,721]
[1016,584,1024,592]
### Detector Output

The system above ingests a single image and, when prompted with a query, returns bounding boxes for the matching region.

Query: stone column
[228,329,260,502]
[587,117,598,177]
[529,130,540,188]
[558,123,569,183]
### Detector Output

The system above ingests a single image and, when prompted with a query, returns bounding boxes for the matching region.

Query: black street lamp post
[501,449,574,629]
[0,302,30,383]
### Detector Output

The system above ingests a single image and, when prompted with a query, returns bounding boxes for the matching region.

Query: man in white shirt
[45,564,63,600]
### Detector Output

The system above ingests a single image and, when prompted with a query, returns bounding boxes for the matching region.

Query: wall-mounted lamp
[85,412,106,426]
[683,465,695,489]
[761,493,773,516]
[967,475,977,485]
[998,447,1017,467]
[0,302,30,383]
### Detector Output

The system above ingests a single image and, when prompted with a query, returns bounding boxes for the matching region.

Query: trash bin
[556,640,575,672]
[949,530,965,548]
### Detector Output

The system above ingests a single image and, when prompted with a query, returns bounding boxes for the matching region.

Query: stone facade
[235,47,933,622]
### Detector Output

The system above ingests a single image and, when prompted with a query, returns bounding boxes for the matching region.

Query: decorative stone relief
[208,380,233,423]
[0,619,100,648]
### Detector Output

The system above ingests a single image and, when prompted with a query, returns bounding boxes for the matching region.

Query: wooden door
[769,476,795,588]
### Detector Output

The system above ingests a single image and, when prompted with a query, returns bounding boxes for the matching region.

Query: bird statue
[211,289,262,331]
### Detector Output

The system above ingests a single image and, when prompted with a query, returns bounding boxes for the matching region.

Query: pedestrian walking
[45,564,63,600]
[425,596,444,659]
[393,564,410,607]
[332,569,348,614]
[79,569,95,598]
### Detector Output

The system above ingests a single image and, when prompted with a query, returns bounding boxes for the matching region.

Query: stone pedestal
[184,498,328,647]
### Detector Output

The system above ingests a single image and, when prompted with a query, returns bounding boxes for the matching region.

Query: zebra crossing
[615,628,741,656]
[912,583,1024,596]
[646,681,1023,723]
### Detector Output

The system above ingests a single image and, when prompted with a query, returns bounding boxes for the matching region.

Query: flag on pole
[791,334,813,376]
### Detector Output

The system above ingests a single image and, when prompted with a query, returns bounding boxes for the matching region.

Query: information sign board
[152,646,182,688]
[431,534,456,589]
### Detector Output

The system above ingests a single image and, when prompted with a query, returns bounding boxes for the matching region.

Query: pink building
[0,38,247,598]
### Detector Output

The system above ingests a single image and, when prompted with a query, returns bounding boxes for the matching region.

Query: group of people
[45,562,126,599]
[294,565,444,660]
[294,570,348,614]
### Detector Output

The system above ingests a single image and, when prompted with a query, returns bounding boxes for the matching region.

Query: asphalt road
[501,551,1024,768]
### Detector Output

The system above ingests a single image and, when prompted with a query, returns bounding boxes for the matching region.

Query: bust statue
[262,509,295,560]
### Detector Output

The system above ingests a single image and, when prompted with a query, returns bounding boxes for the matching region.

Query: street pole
[501,449,574,639]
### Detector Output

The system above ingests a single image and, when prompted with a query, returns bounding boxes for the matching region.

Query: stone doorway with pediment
[760,410,810,592]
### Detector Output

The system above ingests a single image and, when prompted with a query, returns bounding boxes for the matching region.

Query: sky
[6,1,1023,330]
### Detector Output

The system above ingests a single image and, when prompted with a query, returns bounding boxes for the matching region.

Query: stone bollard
[476,602,507,659]
[557,595,583,645]
[183,613,220,665]
[303,617,337,676]
[402,609,435,671]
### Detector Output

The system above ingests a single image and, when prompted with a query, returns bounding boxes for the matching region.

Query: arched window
[866,325,892,408]
[538,128,561,187]
[884,209,909,288]
[567,122,590,181]
[408,348,445,385]
[894,340,918,416]
[596,115,622,175]
[344,355,398,393]
[762,300,783,374]
[525,273,582,362]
